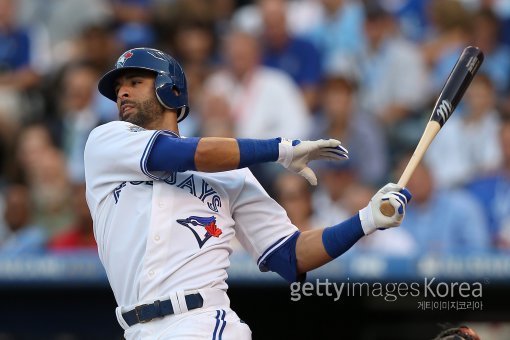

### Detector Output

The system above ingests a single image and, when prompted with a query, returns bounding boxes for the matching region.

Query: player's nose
[117,84,131,100]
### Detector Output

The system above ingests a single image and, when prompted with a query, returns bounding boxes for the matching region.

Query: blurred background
[0,0,510,339]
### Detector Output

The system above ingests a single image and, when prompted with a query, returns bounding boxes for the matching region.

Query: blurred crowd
[0,0,510,259]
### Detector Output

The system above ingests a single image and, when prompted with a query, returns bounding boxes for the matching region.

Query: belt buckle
[135,304,151,323]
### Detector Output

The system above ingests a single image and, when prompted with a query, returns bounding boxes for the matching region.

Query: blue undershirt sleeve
[259,231,306,283]
[146,134,200,172]
[322,214,365,258]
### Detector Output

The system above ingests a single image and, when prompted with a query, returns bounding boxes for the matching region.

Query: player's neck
[146,111,179,134]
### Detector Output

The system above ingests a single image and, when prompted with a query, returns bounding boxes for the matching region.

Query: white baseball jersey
[84,121,298,310]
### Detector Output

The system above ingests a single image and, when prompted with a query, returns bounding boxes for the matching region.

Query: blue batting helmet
[98,47,190,122]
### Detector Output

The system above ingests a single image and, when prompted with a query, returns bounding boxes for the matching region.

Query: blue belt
[122,293,204,326]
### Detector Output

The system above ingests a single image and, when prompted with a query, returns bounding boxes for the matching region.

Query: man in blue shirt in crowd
[467,114,510,250]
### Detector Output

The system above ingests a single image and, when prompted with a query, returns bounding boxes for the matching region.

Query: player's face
[114,70,164,127]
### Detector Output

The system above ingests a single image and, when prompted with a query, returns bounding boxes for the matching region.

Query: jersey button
[158,202,165,208]
[154,235,160,242]
[149,270,155,276]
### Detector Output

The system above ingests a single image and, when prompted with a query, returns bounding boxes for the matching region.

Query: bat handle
[379,121,441,217]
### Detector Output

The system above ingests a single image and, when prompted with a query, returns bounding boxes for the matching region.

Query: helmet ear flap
[155,73,175,109]
[155,73,190,122]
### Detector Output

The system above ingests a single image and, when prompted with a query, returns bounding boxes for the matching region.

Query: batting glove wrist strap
[359,204,377,235]
[277,138,294,168]
[359,183,412,235]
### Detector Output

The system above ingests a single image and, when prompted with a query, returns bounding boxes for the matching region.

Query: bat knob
[380,201,395,217]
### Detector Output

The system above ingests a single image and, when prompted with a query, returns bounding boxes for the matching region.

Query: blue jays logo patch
[177,216,222,248]
[116,51,133,67]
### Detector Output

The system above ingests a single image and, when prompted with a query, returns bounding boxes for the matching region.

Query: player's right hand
[358,183,412,235]
[276,138,348,185]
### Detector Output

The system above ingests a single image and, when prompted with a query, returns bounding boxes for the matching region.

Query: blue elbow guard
[258,231,306,283]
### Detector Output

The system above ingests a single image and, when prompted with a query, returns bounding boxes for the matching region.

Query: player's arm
[298,184,411,273]
[147,136,348,185]
[262,184,412,281]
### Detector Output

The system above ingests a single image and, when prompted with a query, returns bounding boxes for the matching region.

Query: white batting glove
[358,183,412,235]
[276,138,349,185]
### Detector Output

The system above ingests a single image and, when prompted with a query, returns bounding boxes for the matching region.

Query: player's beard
[121,98,165,127]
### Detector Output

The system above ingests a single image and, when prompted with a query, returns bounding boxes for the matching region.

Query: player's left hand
[359,183,412,235]
[276,138,348,185]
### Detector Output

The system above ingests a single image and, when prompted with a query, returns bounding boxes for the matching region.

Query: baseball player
[84,48,412,339]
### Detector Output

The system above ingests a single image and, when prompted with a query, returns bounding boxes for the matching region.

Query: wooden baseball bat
[380,46,484,217]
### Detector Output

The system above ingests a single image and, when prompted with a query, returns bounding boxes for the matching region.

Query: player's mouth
[120,102,136,119]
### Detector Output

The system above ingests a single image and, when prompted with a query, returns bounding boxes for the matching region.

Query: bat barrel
[430,46,484,127]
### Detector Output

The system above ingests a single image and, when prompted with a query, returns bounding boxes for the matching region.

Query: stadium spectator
[0,132,8,186]
[57,22,119,75]
[171,22,217,71]
[426,74,502,188]
[14,125,74,238]
[14,123,55,182]
[476,0,510,48]
[152,0,215,42]
[0,0,49,86]
[259,0,322,111]
[29,147,74,238]
[0,0,49,140]
[311,65,388,185]
[49,62,102,183]
[35,0,112,51]
[358,1,429,128]
[231,0,324,37]
[305,0,365,73]
[110,0,156,52]
[59,23,120,123]
[384,0,430,43]
[422,0,473,94]
[399,156,490,255]
[203,29,311,139]
[274,172,322,232]
[169,22,218,136]
[198,92,235,138]
[0,184,46,256]
[205,0,237,37]
[48,184,96,251]
[466,114,510,250]
[110,0,152,26]
[471,8,510,95]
